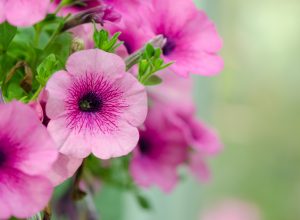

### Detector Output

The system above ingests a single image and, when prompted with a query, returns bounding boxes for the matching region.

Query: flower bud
[62,5,121,31]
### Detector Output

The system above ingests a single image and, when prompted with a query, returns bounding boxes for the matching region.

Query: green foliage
[93,27,123,53]
[43,32,72,65]
[36,54,61,86]
[0,22,17,52]
[138,44,172,86]
[0,14,72,102]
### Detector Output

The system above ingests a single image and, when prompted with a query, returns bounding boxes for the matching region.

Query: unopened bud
[71,37,85,53]
[62,5,121,31]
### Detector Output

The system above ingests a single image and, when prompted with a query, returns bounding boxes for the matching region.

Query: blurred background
[92,0,300,219]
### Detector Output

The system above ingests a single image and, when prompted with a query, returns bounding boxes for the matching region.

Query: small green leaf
[154,48,161,58]
[0,22,17,52]
[154,58,164,68]
[36,54,61,86]
[93,28,122,53]
[136,194,152,210]
[144,75,162,86]
[145,44,155,57]
[138,59,149,77]
[158,62,174,71]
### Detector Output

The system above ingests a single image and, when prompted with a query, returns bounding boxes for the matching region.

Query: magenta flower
[166,105,222,182]
[167,104,223,155]
[130,105,187,192]
[45,49,147,159]
[108,0,223,77]
[0,101,58,219]
[148,72,222,182]
[200,199,262,220]
[0,0,50,27]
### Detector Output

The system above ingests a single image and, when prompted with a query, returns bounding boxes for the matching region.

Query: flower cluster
[0,0,223,218]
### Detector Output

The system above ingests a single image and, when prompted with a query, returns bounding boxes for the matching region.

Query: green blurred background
[93,0,300,219]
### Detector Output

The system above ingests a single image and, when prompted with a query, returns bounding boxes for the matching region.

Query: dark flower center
[123,41,133,54]
[78,92,103,113]
[138,137,151,155]
[162,38,176,56]
[0,149,6,167]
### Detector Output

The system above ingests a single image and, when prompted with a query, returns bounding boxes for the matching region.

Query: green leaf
[154,48,162,58]
[36,54,61,86]
[138,59,149,77]
[136,194,152,210]
[144,75,162,86]
[145,44,155,57]
[43,32,72,65]
[93,27,123,53]
[6,74,27,101]
[0,22,17,52]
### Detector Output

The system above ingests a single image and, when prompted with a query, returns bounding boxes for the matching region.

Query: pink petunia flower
[45,49,147,159]
[200,199,262,220]
[130,104,188,193]
[0,101,58,219]
[149,71,223,155]
[166,104,223,156]
[107,0,223,77]
[148,71,222,182]
[0,0,50,27]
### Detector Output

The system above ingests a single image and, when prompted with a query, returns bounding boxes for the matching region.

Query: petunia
[200,199,262,220]
[107,0,223,77]
[130,104,188,192]
[0,0,50,27]
[149,71,223,155]
[45,49,147,159]
[0,101,58,219]
[146,71,222,183]
[166,104,223,155]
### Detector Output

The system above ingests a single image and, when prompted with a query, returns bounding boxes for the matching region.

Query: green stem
[44,14,71,51]
[34,25,42,47]
[30,85,43,101]
[125,35,165,71]
[71,160,87,201]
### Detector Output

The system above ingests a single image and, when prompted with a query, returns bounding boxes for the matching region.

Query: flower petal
[0,197,11,219]
[91,120,139,159]
[114,72,147,127]
[189,153,211,182]
[66,49,125,79]
[45,70,72,119]
[47,117,92,158]
[0,101,58,175]
[130,155,178,193]
[0,1,5,23]
[169,52,224,77]
[5,0,49,27]
[47,153,83,186]
[0,169,53,218]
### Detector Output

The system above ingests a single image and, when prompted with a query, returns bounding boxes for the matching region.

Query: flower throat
[78,92,103,113]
